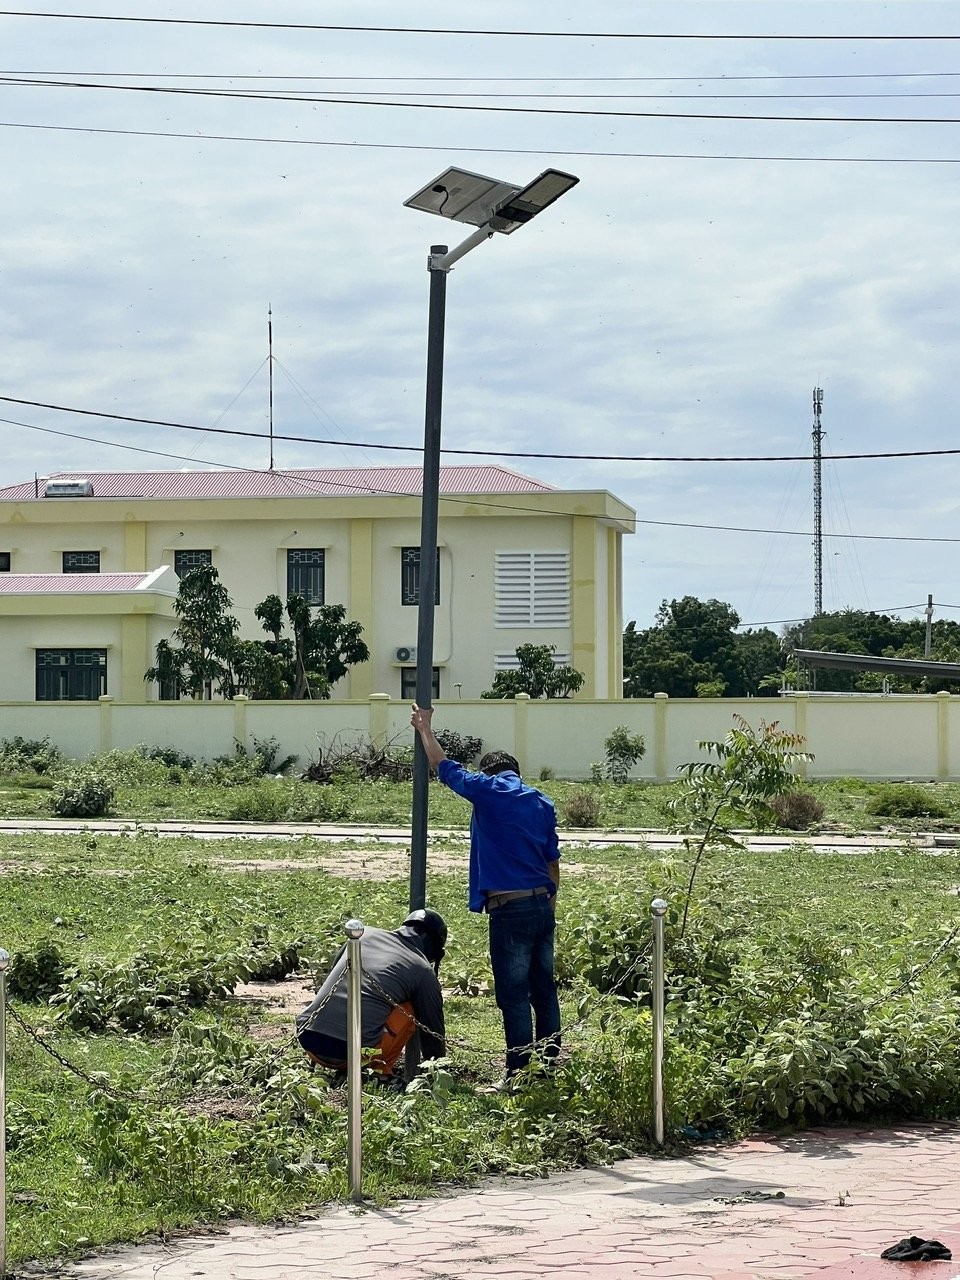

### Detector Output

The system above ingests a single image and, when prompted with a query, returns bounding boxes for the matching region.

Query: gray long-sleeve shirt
[296,925,445,1061]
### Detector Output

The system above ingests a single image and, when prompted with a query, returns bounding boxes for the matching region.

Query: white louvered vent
[494,651,571,671]
[494,550,570,627]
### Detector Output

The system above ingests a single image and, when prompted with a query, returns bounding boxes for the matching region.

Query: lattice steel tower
[812,386,824,616]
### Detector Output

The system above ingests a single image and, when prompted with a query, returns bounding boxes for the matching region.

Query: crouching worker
[295,909,447,1082]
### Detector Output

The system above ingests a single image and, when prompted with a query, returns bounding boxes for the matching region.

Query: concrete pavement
[0,817,934,855]
[72,1122,960,1280]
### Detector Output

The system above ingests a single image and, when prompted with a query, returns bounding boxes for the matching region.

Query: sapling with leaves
[668,717,812,936]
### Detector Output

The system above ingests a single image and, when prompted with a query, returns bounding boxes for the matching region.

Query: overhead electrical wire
[4,74,960,123]
[1,12,959,39]
[6,74,960,100]
[5,394,960,465]
[8,70,960,83]
[4,408,960,546]
[4,119,958,165]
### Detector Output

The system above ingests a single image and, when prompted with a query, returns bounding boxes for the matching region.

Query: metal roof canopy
[793,648,960,682]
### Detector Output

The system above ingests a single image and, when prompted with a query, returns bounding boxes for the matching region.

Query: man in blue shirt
[410,704,561,1079]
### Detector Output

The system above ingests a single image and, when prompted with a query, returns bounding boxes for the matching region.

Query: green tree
[145,565,240,700]
[480,643,585,699]
[624,597,783,698]
[783,608,960,693]
[668,717,812,935]
[242,594,370,700]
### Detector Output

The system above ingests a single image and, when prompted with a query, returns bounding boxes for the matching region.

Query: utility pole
[812,387,824,616]
[925,593,934,658]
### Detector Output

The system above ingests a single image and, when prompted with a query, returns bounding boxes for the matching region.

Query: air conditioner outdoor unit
[394,645,417,663]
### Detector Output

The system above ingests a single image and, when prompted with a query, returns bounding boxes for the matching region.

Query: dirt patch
[212,849,585,880]
[233,975,314,1015]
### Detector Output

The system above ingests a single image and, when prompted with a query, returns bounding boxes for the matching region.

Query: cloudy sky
[3,1,960,635]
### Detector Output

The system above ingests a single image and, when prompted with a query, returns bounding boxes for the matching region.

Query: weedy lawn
[2,827,960,1266]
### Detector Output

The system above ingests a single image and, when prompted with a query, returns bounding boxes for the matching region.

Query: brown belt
[485,886,551,912]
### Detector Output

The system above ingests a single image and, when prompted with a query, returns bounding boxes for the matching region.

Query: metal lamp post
[403,166,579,908]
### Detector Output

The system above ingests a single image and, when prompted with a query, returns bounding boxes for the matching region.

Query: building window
[0,552,10,571]
[62,550,100,573]
[400,666,440,700]
[494,550,570,627]
[36,649,107,701]
[401,547,440,606]
[287,549,325,605]
[174,549,212,578]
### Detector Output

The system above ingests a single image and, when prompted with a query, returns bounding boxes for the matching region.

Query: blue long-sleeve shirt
[437,761,560,912]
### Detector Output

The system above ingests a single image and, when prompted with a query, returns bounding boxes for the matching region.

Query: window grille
[287,549,325,605]
[174,549,212,578]
[401,547,440,606]
[400,666,440,700]
[62,550,100,573]
[36,648,107,701]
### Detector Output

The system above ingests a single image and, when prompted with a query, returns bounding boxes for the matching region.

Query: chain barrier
[4,917,957,1106]
[359,939,655,1066]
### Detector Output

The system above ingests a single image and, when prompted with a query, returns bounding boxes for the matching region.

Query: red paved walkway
[72,1123,960,1280]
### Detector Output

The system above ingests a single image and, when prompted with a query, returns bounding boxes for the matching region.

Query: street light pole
[409,246,448,909]
[404,166,579,910]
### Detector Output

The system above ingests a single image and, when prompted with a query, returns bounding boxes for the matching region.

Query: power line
[8,75,960,99]
[11,70,960,83]
[5,119,959,165]
[1,12,958,39]
[5,411,960,546]
[5,395,960,465]
[7,74,960,123]
[737,603,928,627]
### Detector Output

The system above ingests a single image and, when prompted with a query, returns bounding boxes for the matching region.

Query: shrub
[769,789,826,831]
[146,745,197,769]
[560,787,601,828]
[867,783,948,820]
[8,941,67,1002]
[0,735,61,775]
[434,729,483,766]
[52,770,114,818]
[227,783,295,823]
[604,726,646,784]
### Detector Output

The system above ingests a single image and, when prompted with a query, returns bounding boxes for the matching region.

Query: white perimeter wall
[3,692,960,780]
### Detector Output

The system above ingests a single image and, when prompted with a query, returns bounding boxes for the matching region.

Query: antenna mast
[268,305,275,470]
[812,386,824,616]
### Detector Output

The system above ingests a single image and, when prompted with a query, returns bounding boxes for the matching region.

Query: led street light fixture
[404,166,579,235]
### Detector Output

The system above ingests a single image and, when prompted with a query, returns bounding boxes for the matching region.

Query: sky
[3,1,960,637]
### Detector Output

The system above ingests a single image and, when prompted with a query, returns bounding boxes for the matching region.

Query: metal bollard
[344,920,364,1203]
[0,947,9,1280]
[650,899,667,1145]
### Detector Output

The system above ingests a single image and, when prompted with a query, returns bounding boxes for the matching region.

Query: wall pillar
[349,520,374,699]
[120,615,150,704]
[653,691,668,781]
[792,691,810,779]
[513,692,530,773]
[571,516,597,697]
[368,692,391,749]
[937,690,951,780]
[233,694,249,754]
[98,695,114,753]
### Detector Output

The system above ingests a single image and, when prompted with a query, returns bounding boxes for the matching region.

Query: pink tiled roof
[0,573,162,594]
[0,465,555,502]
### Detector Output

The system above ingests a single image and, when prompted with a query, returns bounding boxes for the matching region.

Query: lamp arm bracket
[429,226,495,273]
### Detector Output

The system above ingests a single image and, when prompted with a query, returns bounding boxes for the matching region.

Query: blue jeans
[488,895,561,1074]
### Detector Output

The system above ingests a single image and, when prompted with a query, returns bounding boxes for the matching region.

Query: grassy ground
[4,763,960,832]
[2,825,960,1265]
[3,744,960,1265]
